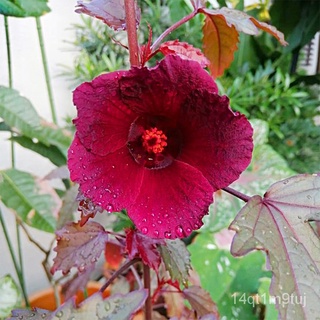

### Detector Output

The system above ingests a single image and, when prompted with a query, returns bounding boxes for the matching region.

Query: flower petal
[68,135,144,211]
[119,55,218,118]
[178,90,253,189]
[130,160,214,239]
[73,71,137,156]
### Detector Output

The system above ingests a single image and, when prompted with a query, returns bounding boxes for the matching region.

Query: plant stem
[222,187,251,202]
[151,9,198,51]
[124,0,140,66]
[143,264,152,320]
[0,208,29,307]
[99,258,140,293]
[35,17,58,124]
[4,16,16,168]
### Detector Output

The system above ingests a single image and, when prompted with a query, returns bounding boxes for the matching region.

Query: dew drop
[175,226,184,237]
[41,314,47,319]
[186,227,191,233]
[164,231,172,239]
[113,194,117,199]
[194,223,200,229]
[105,188,111,193]
[82,165,87,169]
[158,220,162,224]
[106,204,114,212]
[55,311,63,318]
[152,223,156,227]
[164,213,169,218]
[154,230,159,236]
[112,165,115,169]
[141,227,148,234]
[93,185,97,190]
[307,195,312,199]
[91,257,97,263]
[104,301,111,311]
[142,218,147,223]
[78,264,85,272]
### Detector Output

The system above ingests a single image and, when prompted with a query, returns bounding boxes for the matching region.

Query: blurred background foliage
[61,0,319,174]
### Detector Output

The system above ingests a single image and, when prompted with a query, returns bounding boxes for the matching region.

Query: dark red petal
[119,55,218,118]
[68,135,144,212]
[129,160,214,239]
[178,91,253,189]
[73,71,137,156]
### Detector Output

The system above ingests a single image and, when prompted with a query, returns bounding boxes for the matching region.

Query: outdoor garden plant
[0,0,319,319]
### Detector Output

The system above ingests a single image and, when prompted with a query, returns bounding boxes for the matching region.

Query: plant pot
[28,282,110,311]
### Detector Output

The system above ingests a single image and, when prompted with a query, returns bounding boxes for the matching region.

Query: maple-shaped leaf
[200,7,287,78]
[51,221,108,275]
[51,290,147,319]
[158,40,209,68]
[159,239,191,286]
[183,286,219,318]
[230,174,320,319]
[75,0,140,31]
[125,229,162,271]
[202,14,238,78]
[105,241,124,270]
[61,265,95,301]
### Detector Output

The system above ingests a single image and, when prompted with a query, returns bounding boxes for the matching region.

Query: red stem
[151,9,198,52]
[222,187,251,202]
[124,0,140,66]
[143,264,152,320]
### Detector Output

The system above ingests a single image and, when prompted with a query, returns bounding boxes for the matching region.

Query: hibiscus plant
[0,0,319,319]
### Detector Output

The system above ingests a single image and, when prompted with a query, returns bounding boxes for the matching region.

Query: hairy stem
[0,209,29,307]
[222,187,251,202]
[35,17,58,124]
[151,9,198,51]
[124,0,140,66]
[99,258,140,293]
[143,264,152,320]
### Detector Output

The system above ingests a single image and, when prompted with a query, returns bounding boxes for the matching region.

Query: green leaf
[11,136,66,167]
[202,119,295,233]
[0,275,22,318]
[159,239,191,286]
[230,174,320,319]
[0,0,50,17]
[0,169,59,232]
[189,233,269,319]
[0,87,72,155]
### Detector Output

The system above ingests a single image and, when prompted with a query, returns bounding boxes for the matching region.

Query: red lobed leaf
[125,228,163,271]
[183,286,219,318]
[202,15,239,78]
[200,7,287,45]
[75,0,141,31]
[51,221,108,275]
[200,6,287,77]
[104,241,124,270]
[230,174,320,319]
[158,40,210,68]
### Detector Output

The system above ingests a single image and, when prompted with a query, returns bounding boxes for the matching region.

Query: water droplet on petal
[142,218,147,223]
[186,227,191,233]
[56,311,63,318]
[141,227,148,234]
[106,204,114,212]
[158,220,162,224]
[154,230,159,236]
[164,231,172,239]
[175,226,184,237]
[91,257,97,263]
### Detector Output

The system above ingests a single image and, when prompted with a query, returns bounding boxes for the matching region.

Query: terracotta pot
[28,282,110,311]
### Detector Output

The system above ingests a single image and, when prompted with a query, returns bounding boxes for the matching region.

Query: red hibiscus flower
[68,55,253,239]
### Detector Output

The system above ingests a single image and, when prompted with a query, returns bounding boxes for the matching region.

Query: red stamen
[142,127,167,154]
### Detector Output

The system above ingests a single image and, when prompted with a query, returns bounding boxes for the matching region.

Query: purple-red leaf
[230,174,320,319]
[183,286,219,318]
[51,221,108,275]
[125,228,162,271]
[75,0,140,31]
[158,40,209,68]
